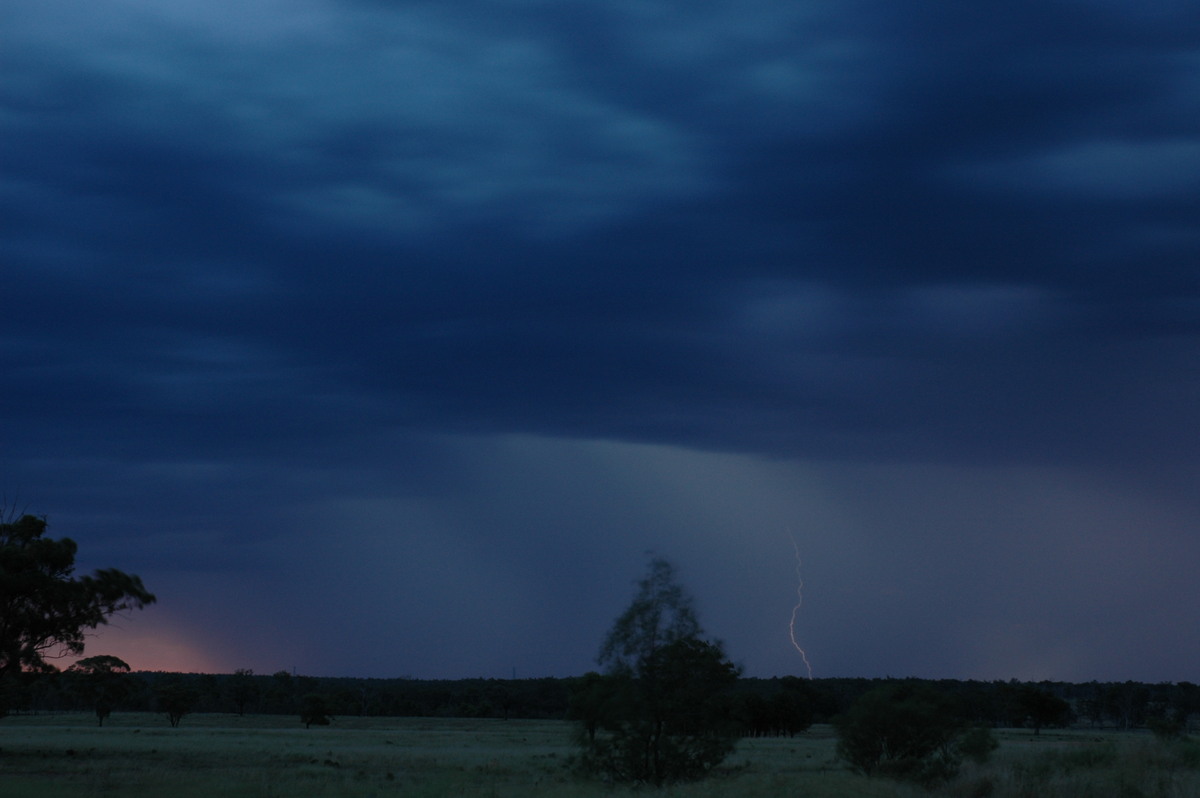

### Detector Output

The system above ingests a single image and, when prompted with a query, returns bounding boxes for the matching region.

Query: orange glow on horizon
[67,620,228,674]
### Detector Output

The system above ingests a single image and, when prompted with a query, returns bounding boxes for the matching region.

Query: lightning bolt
[788,535,813,679]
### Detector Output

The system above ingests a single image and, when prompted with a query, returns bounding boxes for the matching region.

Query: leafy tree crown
[579,556,741,786]
[597,556,701,675]
[1,514,156,676]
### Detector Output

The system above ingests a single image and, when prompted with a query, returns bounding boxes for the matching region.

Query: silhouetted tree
[1170,681,1200,733]
[597,557,701,676]
[301,693,332,728]
[156,679,199,727]
[575,557,741,786]
[1106,681,1150,730]
[737,677,814,737]
[265,669,296,712]
[1079,682,1108,728]
[0,514,155,678]
[66,654,131,726]
[568,672,621,743]
[1016,685,1072,735]
[227,668,258,715]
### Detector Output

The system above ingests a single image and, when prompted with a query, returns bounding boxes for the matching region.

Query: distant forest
[5,671,1197,733]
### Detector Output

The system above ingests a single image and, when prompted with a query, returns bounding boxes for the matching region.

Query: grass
[951,730,1200,798]
[2,715,1198,797]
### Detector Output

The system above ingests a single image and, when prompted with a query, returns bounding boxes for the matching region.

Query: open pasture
[2,715,1199,798]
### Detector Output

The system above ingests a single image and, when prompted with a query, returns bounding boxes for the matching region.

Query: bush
[834,681,966,785]
[1147,714,1186,741]
[958,725,999,764]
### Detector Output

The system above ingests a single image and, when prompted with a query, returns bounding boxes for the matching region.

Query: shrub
[834,681,966,785]
[958,725,999,764]
[1147,714,1186,741]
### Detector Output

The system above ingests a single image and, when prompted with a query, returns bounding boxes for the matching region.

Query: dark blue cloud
[2,0,1198,681]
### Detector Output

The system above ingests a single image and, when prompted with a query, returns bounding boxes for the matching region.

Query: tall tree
[0,514,156,677]
[576,556,741,786]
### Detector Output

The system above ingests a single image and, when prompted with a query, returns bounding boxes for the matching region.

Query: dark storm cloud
[3,0,1198,680]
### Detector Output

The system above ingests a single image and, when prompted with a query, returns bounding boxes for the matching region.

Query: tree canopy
[597,556,701,676]
[301,693,333,728]
[575,556,741,786]
[156,678,199,727]
[66,654,133,726]
[0,513,156,677]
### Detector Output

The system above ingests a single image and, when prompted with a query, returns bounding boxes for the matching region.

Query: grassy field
[2,714,1198,797]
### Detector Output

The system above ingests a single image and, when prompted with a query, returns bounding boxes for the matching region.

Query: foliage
[227,668,258,715]
[957,725,999,764]
[11,665,1200,736]
[566,671,619,743]
[1103,681,1151,730]
[575,557,742,786]
[0,672,23,719]
[0,514,156,677]
[66,654,132,726]
[1012,684,1072,734]
[1147,712,1187,741]
[301,692,333,727]
[736,676,815,737]
[834,681,967,785]
[156,679,200,727]
[597,557,701,676]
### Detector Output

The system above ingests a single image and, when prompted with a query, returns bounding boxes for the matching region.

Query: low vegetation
[2,714,1200,798]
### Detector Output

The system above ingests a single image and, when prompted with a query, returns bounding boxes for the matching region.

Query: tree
[575,556,742,786]
[568,671,621,744]
[1015,685,1072,735]
[227,668,258,716]
[738,677,815,738]
[771,678,816,737]
[0,514,156,677]
[156,678,199,727]
[834,681,967,786]
[265,669,296,712]
[1105,681,1149,730]
[300,693,332,728]
[597,557,701,675]
[66,654,131,726]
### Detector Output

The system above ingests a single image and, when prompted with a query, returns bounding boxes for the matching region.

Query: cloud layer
[3,0,1198,681]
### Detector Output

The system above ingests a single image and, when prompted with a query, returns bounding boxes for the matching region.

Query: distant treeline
[5,670,1198,733]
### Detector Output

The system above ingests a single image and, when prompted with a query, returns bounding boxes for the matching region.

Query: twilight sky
[3,0,1199,683]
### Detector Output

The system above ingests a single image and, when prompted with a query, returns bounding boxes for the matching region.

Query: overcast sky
[3,0,1199,683]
